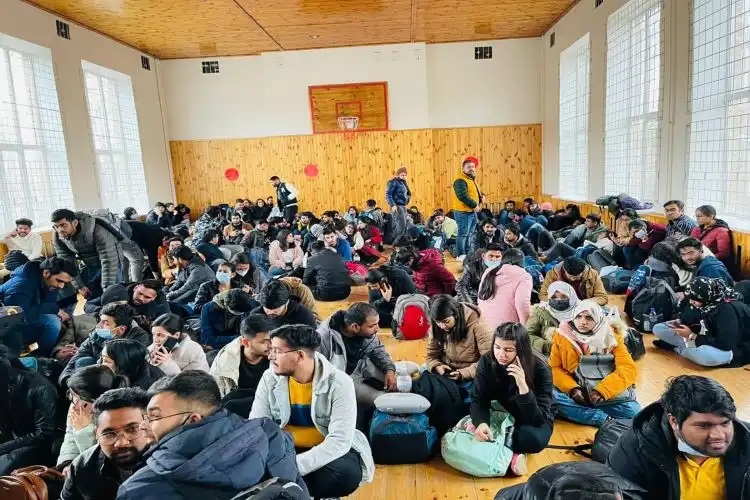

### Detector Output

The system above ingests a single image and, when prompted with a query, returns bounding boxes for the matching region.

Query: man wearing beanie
[452,156,482,261]
[385,166,411,241]
[252,279,317,328]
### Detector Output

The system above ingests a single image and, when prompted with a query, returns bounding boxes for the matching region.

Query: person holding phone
[148,313,209,376]
[364,264,417,327]
[471,323,554,474]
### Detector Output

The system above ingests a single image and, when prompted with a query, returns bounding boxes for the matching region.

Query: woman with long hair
[344,205,359,224]
[426,295,492,381]
[194,260,239,313]
[101,339,164,390]
[148,313,209,375]
[343,222,365,257]
[525,281,580,356]
[471,323,554,474]
[690,204,732,264]
[549,300,639,427]
[477,249,533,330]
[356,216,386,265]
[268,229,303,276]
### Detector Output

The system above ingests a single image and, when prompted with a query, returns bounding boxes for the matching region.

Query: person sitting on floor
[504,223,538,260]
[193,260,242,314]
[241,219,271,250]
[477,248,533,330]
[317,303,397,405]
[343,222,365,260]
[509,210,540,236]
[148,313,208,375]
[0,347,58,475]
[84,280,170,331]
[426,294,493,383]
[195,229,226,264]
[691,204,733,267]
[229,252,264,294]
[56,365,124,470]
[364,264,417,327]
[303,240,351,302]
[676,237,733,286]
[549,300,639,427]
[525,281,580,356]
[165,246,215,305]
[625,219,667,269]
[425,209,458,251]
[363,199,384,229]
[101,338,165,390]
[473,219,504,252]
[455,244,503,305]
[355,216,386,265]
[253,279,317,328]
[250,325,374,499]
[471,323,555,475]
[200,289,259,350]
[663,199,698,238]
[146,202,172,229]
[118,371,307,499]
[608,375,750,500]
[562,213,608,248]
[223,212,251,246]
[60,303,150,387]
[652,277,750,368]
[323,227,353,262]
[60,388,150,500]
[540,256,608,306]
[393,247,455,297]
[268,229,304,277]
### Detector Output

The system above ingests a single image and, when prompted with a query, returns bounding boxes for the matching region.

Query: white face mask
[236,268,249,277]
[677,435,710,458]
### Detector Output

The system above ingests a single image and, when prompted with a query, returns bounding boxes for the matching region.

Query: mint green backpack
[440,409,515,477]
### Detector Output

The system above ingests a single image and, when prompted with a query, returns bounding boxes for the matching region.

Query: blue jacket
[335,237,353,262]
[696,256,734,286]
[385,178,411,207]
[200,301,242,349]
[146,210,172,229]
[0,261,59,323]
[117,410,308,500]
[519,215,539,235]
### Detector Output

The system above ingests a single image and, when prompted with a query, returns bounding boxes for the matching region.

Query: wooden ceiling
[26,0,577,59]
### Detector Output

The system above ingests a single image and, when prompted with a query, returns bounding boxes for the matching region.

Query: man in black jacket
[473,219,504,253]
[455,243,503,304]
[303,241,351,301]
[504,223,538,260]
[84,280,169,329]
[364,264,417,327]
[608,375,750,499]
[61,388,150,500]
[252,280,317,328]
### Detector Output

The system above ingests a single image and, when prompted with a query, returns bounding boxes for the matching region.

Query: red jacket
[368,226,383,245]
[413,249,455,296]
[628,221,666,251]
[691,221,732,262]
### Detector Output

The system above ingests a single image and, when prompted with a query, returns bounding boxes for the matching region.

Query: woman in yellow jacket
[548,299,640,427]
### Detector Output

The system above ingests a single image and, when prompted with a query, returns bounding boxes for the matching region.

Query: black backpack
[601,270,633,294]
[586,250,616,272]
[547,418,633,463]
[630,278,677,331]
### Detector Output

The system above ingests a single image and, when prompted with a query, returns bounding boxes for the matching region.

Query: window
[603,0,663,202]
[686,0,750,219]
[559,34,591,200]
[82,61,148,215]
[0,34,73,230]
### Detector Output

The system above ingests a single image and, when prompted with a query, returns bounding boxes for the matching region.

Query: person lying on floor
[549,300,640,427]
[525,281,580,356]
[471,323,554,476]
[303,240,352,302]
[477,248,533,330]
[364,264,417,327]
[456,244,503,305]
[540,256,608,306]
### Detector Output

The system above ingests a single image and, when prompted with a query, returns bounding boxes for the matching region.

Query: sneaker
[456,255,466,262]
[653,339,676,352]
[508,453,528,476]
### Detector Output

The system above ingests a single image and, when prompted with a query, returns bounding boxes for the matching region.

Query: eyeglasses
[98,424,145,445]
[269,348,299,356]
[66,390,88,405]
[146,411,194,423]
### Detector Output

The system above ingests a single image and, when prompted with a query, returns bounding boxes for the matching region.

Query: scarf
[543,281,580,323]
[558,300,617,354]
[686,277,742,316]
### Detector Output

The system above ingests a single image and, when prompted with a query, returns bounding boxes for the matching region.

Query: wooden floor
[314,256,750,500]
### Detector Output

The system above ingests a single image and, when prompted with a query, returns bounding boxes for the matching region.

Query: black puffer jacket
[83,283,169,322]
[370,265,417,312]
[607,401,750,500]
[456,254,485,304]
[302,250,351,292]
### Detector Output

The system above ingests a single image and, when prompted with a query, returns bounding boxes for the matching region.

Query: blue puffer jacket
[696,256,733,286]
[385,178,411,207]
[117,410,309,500]
[0,261,59,323]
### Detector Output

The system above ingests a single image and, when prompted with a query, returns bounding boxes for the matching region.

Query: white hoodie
[3,231,43,260]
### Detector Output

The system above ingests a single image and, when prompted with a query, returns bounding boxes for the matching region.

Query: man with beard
[473,219,504,251]
[608,375,750,500]
[503,223,538,260]
[84,280,169,329]
[61,388,150,500]
[676,237,733,286]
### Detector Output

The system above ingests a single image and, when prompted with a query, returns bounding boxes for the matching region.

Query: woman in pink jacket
[268,229,304,276]
[477,248,533,330]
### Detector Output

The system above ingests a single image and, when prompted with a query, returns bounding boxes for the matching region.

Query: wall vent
[474,46,492,60]
[550,32,556,48]
[141,56,151,71]
[595,0,604,8]
[201,61,220,74]
[56,20,70,40]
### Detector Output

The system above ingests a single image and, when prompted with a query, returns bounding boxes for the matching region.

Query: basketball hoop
[337,116,359,141]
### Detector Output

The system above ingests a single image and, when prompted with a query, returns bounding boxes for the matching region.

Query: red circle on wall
[304,164,319,177]
[224,168,239,181]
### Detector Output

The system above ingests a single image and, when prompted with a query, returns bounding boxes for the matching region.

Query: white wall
[162,39,543,141]
[1,0,173,211]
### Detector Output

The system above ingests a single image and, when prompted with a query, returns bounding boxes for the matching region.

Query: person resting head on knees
[148,313,208,376]
[676,237,733,286]
[525,281,580,356]
[477,248,533,330]
[101,338,165,390]
[199,288,259,350]
[608,375,748,500]
[472,323,555,474]
[364,263,417,325]
[541,256,608,306]
[60,387,150,500]
[250,325,374,499]
[393,247,455,296]
[117,370,307,500]
[549,300,639,427]
[426,294,493,382]
[254,279,317,328]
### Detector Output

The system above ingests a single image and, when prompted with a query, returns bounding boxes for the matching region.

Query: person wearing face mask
[101,339,165,390]
[540,256,608,306]
[549,300,639,427]
[477,249,533,330]
[624,219,666,269]
[199,289,259,350]
[471,323,554,475]
[455,244,503,305]
[525,281,580,356]
[148,314,208,376]
[193,261,239,314]
[608,375,750,500]
[60,304,150,388]
[229,252,264,294]
[61,388,151,500]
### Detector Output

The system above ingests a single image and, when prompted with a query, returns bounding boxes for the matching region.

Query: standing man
[3,217,43,262]
[385,166,411,240]
[270,176,299,222]
[452,156,482,262]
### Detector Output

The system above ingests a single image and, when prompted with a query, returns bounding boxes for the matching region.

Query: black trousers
[0,444,52,475]
[511,422,554,454]
[312,285,351,302]
[283,205,298,222]
[299,448,363,498]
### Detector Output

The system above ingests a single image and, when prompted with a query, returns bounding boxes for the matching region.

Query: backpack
[441,410,516,477]
[630,278,677,331]
[595,195,620,216]
[0,466,64,500]
[626,265,652,297]
[586,249,616,272]
[547,418,633,463]
[345,261,368,285]
[624,327,646,361]
[228,478,307,500]
[601,269,633,294]
[392,294,431,340]
[369,411,438,464]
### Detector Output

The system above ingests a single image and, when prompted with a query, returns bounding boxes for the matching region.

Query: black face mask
[549,298,570,311]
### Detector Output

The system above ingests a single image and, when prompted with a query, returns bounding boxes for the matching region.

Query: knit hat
[541,202,553,211]
[101,284,129,306]
[396,166,407,175]
[463,156,479,168]
[310,224,324,238]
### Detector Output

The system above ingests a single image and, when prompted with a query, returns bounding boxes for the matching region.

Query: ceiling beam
[232,0,285,51]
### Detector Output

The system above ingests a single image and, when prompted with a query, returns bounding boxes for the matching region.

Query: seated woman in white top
[148,313,209,375]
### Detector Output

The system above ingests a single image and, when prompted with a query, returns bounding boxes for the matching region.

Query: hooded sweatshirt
[691,219,732,263]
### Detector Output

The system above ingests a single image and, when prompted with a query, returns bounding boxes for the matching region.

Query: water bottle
[644,307,658,332]
[396,370,412,393]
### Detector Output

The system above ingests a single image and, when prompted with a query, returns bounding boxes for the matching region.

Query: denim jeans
[454,211,478,258]
[574,245,598,260]
[553,389,641,427]
[564,224,588,247]
[24,314,62,357]
[652,322,733,367]
[391,205,407,240]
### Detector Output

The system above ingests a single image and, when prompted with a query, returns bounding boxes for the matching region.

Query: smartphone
[162,337,179,353]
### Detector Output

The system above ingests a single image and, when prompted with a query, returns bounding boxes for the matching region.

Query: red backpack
[393,294,431,340]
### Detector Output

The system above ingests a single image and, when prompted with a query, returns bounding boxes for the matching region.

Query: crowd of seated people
[2,176,750,500]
